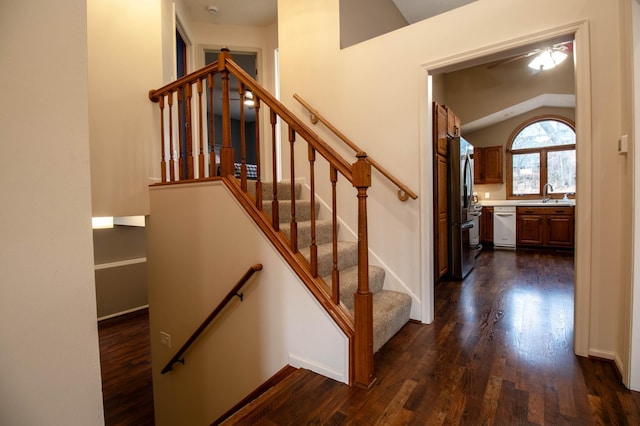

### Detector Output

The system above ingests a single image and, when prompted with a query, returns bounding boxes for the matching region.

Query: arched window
[507,116,576,199]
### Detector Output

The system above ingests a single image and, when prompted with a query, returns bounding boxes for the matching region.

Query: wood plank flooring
[99,308,154,425]
[224,249,640,425]
[100,249,640,425]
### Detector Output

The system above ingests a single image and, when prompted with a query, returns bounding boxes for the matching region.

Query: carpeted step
[262,199,320,223]
[348,290,412,353]
[299,241,358,278]
[281,220,333,250]
[247,180,302,201]
[322,265,386,311]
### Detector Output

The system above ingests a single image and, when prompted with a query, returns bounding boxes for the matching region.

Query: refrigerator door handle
[461,221,474,230]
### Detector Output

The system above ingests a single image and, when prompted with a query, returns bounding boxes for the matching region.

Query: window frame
[506,115,576,200]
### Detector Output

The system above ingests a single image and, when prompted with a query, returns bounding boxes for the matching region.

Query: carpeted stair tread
[247,180,302,201]
[322,265,386,311]
[262,199,319,223]
[281,220,333,249]
[299,241,358,278]
[348,290,412,353]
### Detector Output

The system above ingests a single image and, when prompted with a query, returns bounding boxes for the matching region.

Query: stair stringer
[295,177,422,319]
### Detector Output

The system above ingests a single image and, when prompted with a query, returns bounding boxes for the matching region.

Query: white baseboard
[588,348,615,360]
[98,304,149,321]
[288,353,347,384]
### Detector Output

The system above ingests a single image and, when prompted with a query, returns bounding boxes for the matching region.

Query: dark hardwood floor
[99,308,154,425]
[100,249,640,425]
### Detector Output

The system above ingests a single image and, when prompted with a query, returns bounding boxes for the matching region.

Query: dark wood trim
[211,365,299,425]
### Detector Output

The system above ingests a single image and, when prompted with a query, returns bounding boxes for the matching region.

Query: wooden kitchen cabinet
[436,105,448,156]
[480,206,494,244]
[474,145,503,184]
[516,206,574,249]
[445,106,461,137]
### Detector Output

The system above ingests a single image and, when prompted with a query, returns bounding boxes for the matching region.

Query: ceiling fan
[487,40,573,70]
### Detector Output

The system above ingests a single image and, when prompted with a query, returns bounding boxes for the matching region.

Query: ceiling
[184,0,478,27]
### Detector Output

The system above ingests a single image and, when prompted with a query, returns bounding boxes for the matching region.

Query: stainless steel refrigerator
[448,136,476,280]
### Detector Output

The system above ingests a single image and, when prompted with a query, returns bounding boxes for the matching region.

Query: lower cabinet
[480,206,494,244]
[516,206,574,249]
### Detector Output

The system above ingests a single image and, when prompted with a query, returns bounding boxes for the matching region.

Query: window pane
[512,153,540,194]
[512,120,575,150]
[547,150,576,193]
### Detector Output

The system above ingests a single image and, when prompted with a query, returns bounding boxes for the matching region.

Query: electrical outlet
[484,192,490,199]
[160,331,171,348]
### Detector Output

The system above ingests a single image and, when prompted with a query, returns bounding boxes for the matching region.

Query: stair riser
[282,221,333,250]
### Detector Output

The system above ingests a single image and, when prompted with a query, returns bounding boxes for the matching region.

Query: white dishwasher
[493,206,516,248]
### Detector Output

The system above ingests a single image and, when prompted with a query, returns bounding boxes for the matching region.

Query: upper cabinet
[445,106,461,138]
[474,145,503,184]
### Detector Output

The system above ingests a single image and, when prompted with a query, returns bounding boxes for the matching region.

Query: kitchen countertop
[478,199,576,207]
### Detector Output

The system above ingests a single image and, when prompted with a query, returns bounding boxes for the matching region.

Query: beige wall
[147,182,347,424]
[277,0,633,379]
[0,0,104,422]
[88,0,164,216]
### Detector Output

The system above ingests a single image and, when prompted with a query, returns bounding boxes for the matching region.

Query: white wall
[147,182,347,424]
[88,0,164,216]
[277,0,632,377]
[0,0,104,423]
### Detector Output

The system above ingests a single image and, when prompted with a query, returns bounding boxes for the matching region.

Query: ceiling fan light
[528,48,568,71]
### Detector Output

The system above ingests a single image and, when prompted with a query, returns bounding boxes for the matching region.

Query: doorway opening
[421,22,592,360]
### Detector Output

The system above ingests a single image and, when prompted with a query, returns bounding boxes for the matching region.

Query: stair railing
[293,93,418,202]
[149,48,376,388]
[161,264,263,374]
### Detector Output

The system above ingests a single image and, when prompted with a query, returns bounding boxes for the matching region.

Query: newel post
[218,47,234,177]
[352,151,375,389]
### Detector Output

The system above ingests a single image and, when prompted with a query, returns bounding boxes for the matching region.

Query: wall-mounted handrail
[293,93,418,202]
[161,263,263,374]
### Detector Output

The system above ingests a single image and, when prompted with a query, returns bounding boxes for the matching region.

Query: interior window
[507,116,576,199]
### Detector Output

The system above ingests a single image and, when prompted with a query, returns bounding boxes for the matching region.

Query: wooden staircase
[148,47,413,387]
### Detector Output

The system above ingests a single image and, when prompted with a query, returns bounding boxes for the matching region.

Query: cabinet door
[517,214,544,245]
[435,105,448,156]
[480,207,493,243]
[436,155,449,279]
[483,146,503,183]
[546,215,574,247]
[474,148,484,183]
[445,107,459,137]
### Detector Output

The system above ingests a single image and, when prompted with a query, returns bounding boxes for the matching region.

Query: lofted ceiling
[184,0,478,27]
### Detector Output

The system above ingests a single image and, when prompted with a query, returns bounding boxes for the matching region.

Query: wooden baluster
[207,73,216,177]
[289,126,297,252]
[168,92,175,182]
[177,88,185,179]
[270,109,279,230]
[159,96,166,182]
[218,48,234,177]
[185,84,194,179]
[352,151,374,389]
[239,83,247,191]
[330,166,339,304]
[254,96,263,210]
[197,79,205,179]
[309,145,318,277]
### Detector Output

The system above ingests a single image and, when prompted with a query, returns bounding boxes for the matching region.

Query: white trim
[588,348,616,360]
[418,21,593,355]
[94,257,147,270]
[288,353,347,384]
[97,304,149,322]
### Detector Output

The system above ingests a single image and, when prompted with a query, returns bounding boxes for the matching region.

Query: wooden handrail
[293,93,418,201]
[161,263,263,374]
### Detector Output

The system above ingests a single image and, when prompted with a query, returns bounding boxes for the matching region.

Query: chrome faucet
[542,183,554,202]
